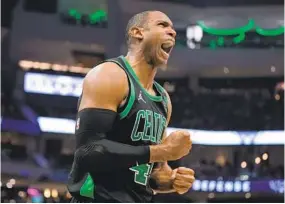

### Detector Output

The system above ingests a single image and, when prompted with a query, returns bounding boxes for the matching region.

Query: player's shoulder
[155,82,172,118]
[84,61,128,88]
[82,61,129,99]
[163,88,172,111]
[155,81,171,103]
[86,61,127,81]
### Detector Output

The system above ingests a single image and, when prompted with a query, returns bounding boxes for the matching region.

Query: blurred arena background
[1,0,284,203]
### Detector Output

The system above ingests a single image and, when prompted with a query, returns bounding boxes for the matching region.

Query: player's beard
[143,36,168,70]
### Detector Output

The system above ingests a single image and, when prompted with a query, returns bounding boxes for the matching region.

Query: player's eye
[158,22,167,27]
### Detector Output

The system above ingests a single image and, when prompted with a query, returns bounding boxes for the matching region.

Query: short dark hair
[125,11,153,47]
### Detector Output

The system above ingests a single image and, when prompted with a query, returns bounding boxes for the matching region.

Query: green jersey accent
[121,56,163,102]
[142,110,153,141]
[129,163,154,185]
[118,72,136,120]
[106,59,136,120]
[130,109,166,144]
[131,110,146,141]
[79,173,95,199]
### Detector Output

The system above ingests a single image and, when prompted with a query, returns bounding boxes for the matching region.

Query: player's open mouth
[161,43,173,55]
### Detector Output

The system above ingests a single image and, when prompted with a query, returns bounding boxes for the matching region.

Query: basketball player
[68,11,195,203]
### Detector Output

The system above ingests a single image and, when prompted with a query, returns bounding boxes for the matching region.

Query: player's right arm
[74,62,191,172]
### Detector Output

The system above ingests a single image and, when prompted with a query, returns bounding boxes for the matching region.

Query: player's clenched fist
[171,167,195,194]
[162,130,192,161]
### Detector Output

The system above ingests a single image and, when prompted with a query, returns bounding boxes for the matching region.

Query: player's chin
[159,62,168,71]
[156,58,168,70]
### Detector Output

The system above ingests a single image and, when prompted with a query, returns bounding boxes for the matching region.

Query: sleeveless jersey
[68,56,169,203]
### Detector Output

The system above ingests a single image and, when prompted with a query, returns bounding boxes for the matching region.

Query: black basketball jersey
[68,56,169,203]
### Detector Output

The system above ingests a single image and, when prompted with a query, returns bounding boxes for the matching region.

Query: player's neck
[125,52,157,90]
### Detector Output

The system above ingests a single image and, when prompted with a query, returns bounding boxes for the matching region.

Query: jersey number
[130,163,153,185]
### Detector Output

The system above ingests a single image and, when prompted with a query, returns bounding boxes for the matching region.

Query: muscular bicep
[79,62,128,112]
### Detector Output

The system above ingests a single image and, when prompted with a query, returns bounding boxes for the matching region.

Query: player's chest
[128,106,167,144]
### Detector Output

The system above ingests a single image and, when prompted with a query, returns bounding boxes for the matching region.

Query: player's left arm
[149,90,195,194]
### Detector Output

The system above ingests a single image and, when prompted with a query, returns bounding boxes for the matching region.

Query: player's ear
[129,27,144,41]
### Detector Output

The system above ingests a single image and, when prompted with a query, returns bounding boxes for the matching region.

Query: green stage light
[195,19,284,48]
[67,9,107,24]
[197,19,284,37]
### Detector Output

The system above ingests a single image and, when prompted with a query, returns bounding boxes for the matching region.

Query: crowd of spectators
[169,87,283,130]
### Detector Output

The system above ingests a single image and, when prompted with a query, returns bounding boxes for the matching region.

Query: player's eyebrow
[156,20,174,29]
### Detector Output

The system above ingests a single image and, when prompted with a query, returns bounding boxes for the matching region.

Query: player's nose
[167,28,176,39]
